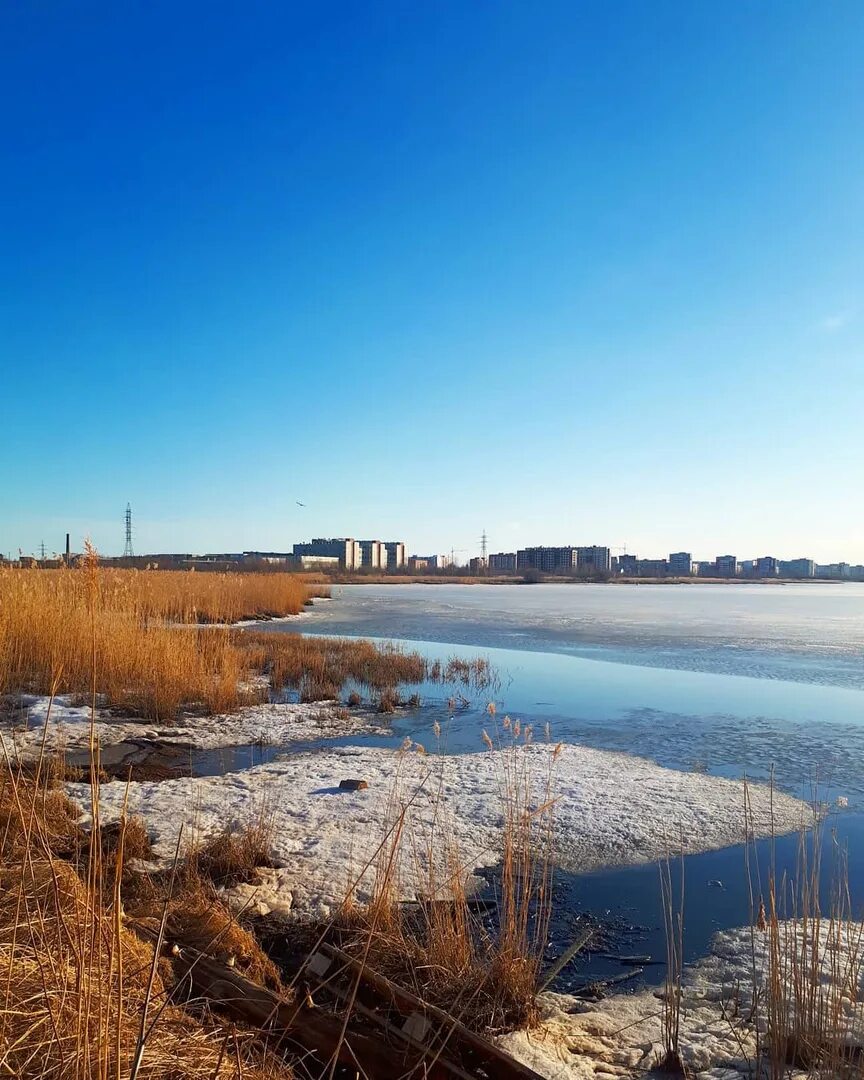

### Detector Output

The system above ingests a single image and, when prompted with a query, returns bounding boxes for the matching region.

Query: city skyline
[3,3,863,560]
[4,516,861,574]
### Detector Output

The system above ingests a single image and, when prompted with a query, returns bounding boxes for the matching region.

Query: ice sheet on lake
[298,583,864,689]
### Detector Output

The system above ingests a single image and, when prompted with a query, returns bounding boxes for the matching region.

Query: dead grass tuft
[100,813,154,864]
[188,809,276,889]
[0,759,291,1079]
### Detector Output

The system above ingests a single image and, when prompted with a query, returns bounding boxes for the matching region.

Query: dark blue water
[541,811,864,991]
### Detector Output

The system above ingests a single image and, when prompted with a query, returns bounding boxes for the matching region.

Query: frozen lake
[243,581,864,986]
[301,582,864,688]
[289,582,864,807]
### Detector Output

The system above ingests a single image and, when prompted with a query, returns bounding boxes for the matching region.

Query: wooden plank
[131,918,545,1080]
[132,920,417,1079]
[320,942,547,1080]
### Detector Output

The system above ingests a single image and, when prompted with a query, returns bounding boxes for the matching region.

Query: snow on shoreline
[69,742,806,917]
[0,695,387,756]
[500,921,864,1078]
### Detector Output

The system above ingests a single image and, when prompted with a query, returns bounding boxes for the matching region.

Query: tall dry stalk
[335,730,560,1032]
[658,845,685,1074]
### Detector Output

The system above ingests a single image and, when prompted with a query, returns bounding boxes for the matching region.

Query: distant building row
[291,538,406,570]
[480,547,864,580]
[483,546,612,574]
[613,553,864,579]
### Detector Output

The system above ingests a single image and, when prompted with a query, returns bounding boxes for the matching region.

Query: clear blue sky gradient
[2,2,863,561]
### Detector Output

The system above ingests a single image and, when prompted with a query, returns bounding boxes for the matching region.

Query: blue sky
[2,2,863,562]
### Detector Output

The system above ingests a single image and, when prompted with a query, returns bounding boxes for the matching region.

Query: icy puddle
[534,809,864,994]
[67,732,398,780]
[188,733,394,777]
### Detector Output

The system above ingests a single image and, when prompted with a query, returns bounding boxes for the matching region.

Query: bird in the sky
[296,501,306,507]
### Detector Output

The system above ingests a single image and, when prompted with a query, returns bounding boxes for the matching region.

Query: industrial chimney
[65,533,70,566]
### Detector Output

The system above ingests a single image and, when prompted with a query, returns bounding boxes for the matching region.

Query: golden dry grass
[328,732,560,1034]
[0,561,321,718]
[186,805,276,889]
[0,562,487,721]
[0,759,292,1080]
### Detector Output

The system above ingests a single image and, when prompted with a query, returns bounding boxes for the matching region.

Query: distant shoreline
[323,574,847,586]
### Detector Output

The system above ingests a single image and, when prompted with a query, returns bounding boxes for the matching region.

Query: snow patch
[68,743,806,917]
[1,695,386,757]
[499,921,864,1078]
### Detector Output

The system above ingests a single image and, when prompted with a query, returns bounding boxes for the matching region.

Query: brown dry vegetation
[187,810,277,889]
[740,783,864,1079]
[0,561,324,719]
[0,754,293,1080]
[0,562,488,720]
[321,734,559,1034]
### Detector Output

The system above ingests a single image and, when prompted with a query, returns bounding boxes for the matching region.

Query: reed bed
[755,804,864,1077]
[1,561,325,625]
[244,631,493,706]
[0,561,485,720]
[0,737,292,1079]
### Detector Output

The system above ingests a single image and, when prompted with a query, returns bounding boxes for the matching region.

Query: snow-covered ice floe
[0,695,389,756]
[69,743,807,917]
[500,921,864,1078]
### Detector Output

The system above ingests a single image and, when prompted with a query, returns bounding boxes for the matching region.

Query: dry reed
[0,560,321,719]
[329,730,560,1034]
[0,561,481,720]
[0,746,291,1079]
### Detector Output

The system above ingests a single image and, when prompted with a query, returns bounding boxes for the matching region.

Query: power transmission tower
[480,530,488,563]
[39,541,46,561]
[123,503,134,558]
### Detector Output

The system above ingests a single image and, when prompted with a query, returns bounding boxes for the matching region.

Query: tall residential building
[814,562,850,579]
[358,540,387,569]
[755,556,779,577]
[488,552,518,572]
[668,551,693,575]
[778,558,815,579]
[636,558,668,577]
[516,546,578,573]
[715,555,738,577]
[615,553,638,575]
[292,537,362,570]
[577,546,611,572]
[384,541,407,569]
[418,554,450,569]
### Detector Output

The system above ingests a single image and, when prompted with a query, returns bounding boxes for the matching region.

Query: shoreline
[323,574,851,586]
